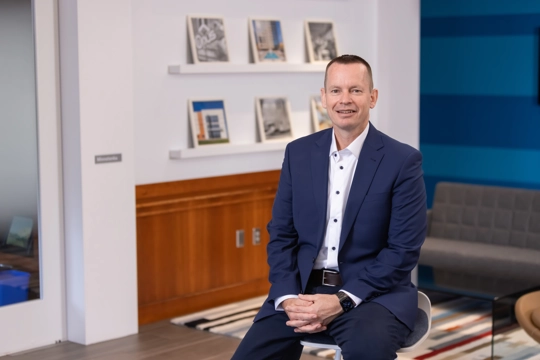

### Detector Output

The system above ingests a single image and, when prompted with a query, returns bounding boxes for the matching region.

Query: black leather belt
[309,269,343,287]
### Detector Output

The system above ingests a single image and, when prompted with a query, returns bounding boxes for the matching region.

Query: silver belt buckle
[322,269,338,287]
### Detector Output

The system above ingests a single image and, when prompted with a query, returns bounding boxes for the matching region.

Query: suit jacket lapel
[311,130,331,248]
[339,124,384,250]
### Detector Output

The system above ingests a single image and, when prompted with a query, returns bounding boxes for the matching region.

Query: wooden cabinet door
[136,171,279,324]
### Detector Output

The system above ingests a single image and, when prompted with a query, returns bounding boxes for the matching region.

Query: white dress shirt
[275,124,370,310]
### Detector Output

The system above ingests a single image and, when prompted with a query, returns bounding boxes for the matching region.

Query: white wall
[55,0,418,345]
[132,0,385,185]
[0,0,39,235]
[376,0,420,149]
[0,0,419,353]
[59,0,138,345]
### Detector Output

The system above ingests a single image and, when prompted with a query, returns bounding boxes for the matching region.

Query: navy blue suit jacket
[254,123,427,330]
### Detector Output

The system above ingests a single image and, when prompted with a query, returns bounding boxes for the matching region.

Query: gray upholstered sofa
[419,182,540,295]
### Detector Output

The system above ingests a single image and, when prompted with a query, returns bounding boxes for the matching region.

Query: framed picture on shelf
[256,97,293,142]
[310,95,332,132]
[187,15,229,63]
[188,99,230,146]
[305,20,338,63]
[249,18,287,63]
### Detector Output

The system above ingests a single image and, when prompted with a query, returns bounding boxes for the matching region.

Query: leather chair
[515,290,540,343]
[300,291,432,360]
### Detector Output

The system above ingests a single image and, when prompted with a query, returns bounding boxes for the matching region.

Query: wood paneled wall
[136,170,280,325]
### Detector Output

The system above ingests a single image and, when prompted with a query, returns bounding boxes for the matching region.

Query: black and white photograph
[305,20,339,63]
[187,16,229,63]
[311,95,332,132]
[256,97,293,142]
[249,18,287,63]
[188,99,230,146]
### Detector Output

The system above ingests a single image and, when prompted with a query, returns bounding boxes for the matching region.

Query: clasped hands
[282,294,343,333]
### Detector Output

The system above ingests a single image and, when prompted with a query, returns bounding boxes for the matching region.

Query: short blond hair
[324,54,374,90]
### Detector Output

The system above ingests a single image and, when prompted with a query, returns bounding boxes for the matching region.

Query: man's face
[321,63,378,136]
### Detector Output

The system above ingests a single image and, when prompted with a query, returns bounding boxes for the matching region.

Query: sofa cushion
[420,237,540,283]
[429,183,540,250]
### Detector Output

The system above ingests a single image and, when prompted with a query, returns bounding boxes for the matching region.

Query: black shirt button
[334,219,337,223]
[332,247,336,250]
[340,166,343,169]
[336,191,340,194]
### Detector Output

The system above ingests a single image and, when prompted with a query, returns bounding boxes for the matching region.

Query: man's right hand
[282,298,320,330]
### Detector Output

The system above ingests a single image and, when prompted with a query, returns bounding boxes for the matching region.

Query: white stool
[300,291,432,360]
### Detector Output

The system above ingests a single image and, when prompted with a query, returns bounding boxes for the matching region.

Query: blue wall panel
[420,1,540,207]
[421,144,540,184]
[423,14,540,37]
[421,36,538,96]
[420,95,540,149]
[422,0,540,18]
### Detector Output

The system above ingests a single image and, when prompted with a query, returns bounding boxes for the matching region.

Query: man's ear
[370,88,379,109]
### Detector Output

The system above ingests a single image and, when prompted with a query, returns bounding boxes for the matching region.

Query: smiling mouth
[336,110,356,114]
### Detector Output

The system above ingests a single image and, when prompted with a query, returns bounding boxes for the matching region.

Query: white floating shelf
[170,142,287,159]
[168,63,326,74]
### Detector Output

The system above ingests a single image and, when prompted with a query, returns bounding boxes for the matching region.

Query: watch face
[337,292,355,312]
[342,298,354,311]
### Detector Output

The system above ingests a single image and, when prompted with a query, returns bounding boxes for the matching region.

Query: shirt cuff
[274,294,299,311]
[339,290,362,307]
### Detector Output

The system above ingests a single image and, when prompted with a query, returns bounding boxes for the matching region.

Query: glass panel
[0,0,40,306]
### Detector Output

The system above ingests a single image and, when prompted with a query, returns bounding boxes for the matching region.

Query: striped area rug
[170,295,540,359]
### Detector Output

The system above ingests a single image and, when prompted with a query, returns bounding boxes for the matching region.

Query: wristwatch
[336,291,356,313]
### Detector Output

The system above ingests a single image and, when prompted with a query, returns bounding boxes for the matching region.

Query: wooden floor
[0,321,321,360]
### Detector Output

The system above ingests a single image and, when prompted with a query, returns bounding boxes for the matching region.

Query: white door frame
[0,0,65,354]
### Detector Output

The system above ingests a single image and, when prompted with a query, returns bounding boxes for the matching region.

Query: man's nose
[340,92,352,103]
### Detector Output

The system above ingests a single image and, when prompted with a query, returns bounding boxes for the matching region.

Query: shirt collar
[329,122,370,159]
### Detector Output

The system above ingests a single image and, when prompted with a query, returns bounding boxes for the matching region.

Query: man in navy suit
[232,54,426,359]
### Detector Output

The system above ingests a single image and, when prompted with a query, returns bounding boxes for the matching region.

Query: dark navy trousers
[231,285,410,360]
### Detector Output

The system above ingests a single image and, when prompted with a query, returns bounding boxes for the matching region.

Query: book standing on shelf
[310,95,332,132]
[249,18,287,63]
[187,15,230,63]
[305,20,339,63]
[255,97,294,143]
[188,99,230,147]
